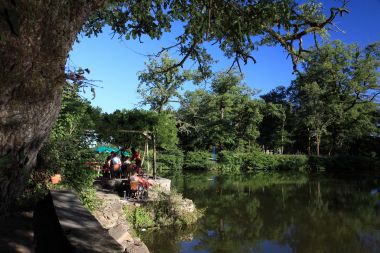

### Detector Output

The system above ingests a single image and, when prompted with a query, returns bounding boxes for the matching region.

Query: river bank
[93,189,150,253]
[92,180,201,253]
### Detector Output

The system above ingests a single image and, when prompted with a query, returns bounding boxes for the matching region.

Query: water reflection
[140,171,380,253]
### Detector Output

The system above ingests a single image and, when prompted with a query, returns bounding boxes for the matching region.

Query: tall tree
[259,86,291,153]
[137,52,191,113]
[259,102,289,154]
[290,41,380,156]
[177,70,262,151]
[0,0,347,211]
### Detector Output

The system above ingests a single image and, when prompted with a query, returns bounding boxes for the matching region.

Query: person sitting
[131,147,142,173]
[122,156,132,178]
[130,170,152,190]
[111,152,122,178]
[120,146,131,162]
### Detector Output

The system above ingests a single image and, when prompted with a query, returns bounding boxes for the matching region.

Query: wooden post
[153,133,157,180]
[146,137,150,174]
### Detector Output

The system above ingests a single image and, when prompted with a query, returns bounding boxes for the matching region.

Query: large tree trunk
[0,0,104,213]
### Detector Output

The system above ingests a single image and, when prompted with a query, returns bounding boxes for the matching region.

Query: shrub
[157,148,184,171]
[217,151,309,172]
[244,153,308,171]
[218,151,378,172]
[276,155,309,171]
[40,137,101,211]
[123,205,155,229]
[148,190,201,227]
[122,190,202,228]
[78,187,102,212]
[183,151,217,170]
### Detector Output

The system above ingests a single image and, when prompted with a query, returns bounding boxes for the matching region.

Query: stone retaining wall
[50,190,123,253]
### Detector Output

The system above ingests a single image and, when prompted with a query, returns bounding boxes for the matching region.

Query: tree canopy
[82,0,349,72]
[289,41,380,155]
[177,70,263,151]
[137,52,192,113]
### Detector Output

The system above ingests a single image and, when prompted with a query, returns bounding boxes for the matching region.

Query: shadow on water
[140,170,380,253]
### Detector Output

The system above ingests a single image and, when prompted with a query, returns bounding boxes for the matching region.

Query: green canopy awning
[95,146,118,153]
[95,146,130,156]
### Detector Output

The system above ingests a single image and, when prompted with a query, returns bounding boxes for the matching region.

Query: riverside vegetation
[21,39,379,214]
[123,189,202,229]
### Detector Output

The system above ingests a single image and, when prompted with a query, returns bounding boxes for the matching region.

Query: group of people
[103,147,142,178]
[103,147,152,192]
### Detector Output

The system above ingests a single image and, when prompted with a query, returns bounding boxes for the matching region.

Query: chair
[130,181,141,199]
[129,181,148,200]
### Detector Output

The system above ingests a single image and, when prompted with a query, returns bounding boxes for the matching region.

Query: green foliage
[217,150,246,173]
[78,187,102,212]
[97,110,179,151]
[157,148,184,171]
[16,169,51,210]
[258,94,291,153]
[289,41,380,155]
[148,191,201,227]
[41,137,97,191]
[123,205,135,225]
[41,135,101,211]
[123,205,155,229]
[183,151,217,170]
[123,190,201,228]
[39,88,101,211]
[137,52,193,113]
[154,113,179,150]
[177,70,263,151]
[134,207,155,228]
[218,152,379,172]
[218,151,309,172]
[83,0,346,74]
[51,90,98,140]
[243,153,309,172]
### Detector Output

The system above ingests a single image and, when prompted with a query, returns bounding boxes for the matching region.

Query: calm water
[139,171,380,253]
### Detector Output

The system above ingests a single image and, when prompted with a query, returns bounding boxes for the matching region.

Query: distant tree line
[134,41,380,157]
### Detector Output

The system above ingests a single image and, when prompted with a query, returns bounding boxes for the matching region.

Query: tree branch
[155,39,198,74]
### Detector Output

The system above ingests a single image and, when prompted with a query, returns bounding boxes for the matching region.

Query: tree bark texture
[0,0,103,213]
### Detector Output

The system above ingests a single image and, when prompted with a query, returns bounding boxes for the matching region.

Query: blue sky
[69,0,380,113]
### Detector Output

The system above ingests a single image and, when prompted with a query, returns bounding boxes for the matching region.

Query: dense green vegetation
[123,190,201,229]
[37,41,379,185]
[142,42,379,173]
[29,86,103,211]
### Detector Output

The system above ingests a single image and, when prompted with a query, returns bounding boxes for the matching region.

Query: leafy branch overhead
[65,67,101,99]
[137,52,193,113]
[82,0,348,74]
